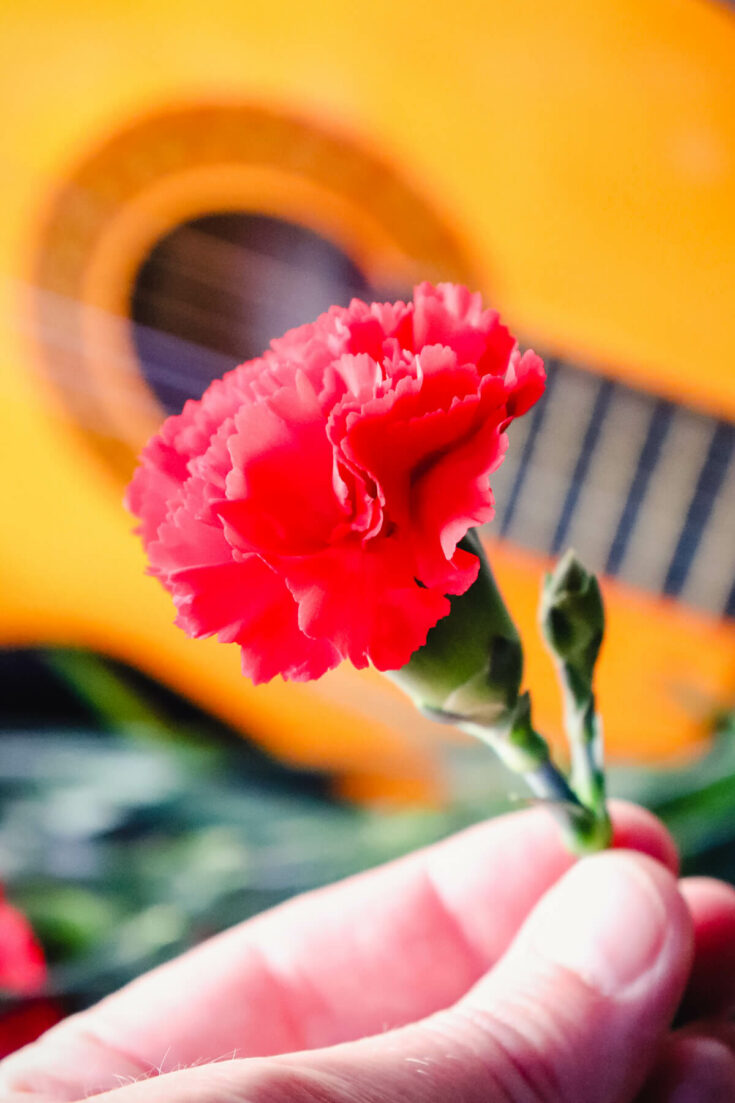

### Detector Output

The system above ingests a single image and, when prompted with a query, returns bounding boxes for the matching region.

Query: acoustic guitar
[2,0,734,800]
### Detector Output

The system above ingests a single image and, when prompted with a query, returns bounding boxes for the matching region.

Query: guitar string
[9,278,735,617]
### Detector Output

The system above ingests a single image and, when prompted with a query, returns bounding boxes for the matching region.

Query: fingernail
[529,852,670,996]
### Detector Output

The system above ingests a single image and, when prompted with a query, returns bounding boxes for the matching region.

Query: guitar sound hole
[130,212,374,416]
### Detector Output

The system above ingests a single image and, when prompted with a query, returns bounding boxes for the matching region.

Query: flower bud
[389,529,523,727]
[540,549,604,685]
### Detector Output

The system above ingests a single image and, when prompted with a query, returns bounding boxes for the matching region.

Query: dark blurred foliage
[0,647,734,1030]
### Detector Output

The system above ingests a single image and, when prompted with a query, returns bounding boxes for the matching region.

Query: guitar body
[2,0,734,799]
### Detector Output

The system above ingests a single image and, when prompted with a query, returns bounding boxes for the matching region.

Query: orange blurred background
[1,0,734,801]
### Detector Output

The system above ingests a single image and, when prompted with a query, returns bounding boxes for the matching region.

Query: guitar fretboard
[487,358,735,619]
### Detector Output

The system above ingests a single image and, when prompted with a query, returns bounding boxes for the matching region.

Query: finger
[0,801,675,1099]
[79,851,694,1103]
[639,1029,735,1101]
[678,877,735,1022]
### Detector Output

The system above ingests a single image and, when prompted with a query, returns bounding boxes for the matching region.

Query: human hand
[2,802,735,1102]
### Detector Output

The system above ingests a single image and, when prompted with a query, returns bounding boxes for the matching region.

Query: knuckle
[431,969,606,1103]
[450,1003,563,1103]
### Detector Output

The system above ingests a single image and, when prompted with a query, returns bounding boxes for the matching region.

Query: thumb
[88,851,693,1103]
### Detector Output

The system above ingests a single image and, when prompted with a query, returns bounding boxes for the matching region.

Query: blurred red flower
[127,283,544,682]
[0,1001,60,1060]
[0,889,59,1058]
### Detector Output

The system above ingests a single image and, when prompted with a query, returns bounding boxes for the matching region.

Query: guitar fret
[682,454,735,614]
[604,406,716,594]
[501,367,600,553]
[604,399,674,577]
[487,353,735,620]
[497,360,560,537]
[488,409,534,529]
[563,386,653,575]
[662,420,735,598]
[550,377,615,556]
[724,577,735,620]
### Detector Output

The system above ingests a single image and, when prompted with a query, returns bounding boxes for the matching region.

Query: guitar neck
[490,356,735,618]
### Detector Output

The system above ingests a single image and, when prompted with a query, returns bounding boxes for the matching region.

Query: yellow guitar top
[1,0,734,800]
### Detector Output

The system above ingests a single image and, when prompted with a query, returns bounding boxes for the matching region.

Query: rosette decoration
[128,283,610,852]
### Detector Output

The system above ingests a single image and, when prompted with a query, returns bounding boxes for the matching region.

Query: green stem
[558,665,610,845]
[523,756,582,806]
[391,533,611,853]
[524,760,611,853]
[560,670,604,803]
[460,695,608,853]
[539,551,609,846]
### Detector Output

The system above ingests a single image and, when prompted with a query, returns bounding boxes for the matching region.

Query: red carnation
[0,889,59,1058]
[127,283,544,683]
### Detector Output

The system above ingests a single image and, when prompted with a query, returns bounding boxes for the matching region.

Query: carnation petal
[336,359,506,587]
[411,423,502,589]
[126,282,545,685]
[124,436,190,548]
[171,557,339,683]
[283,542,449,671]
[505,349,547,416]
[224,377,344,555]
[412,282,514,370]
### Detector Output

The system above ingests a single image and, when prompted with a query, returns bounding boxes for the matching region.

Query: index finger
[0,801,674,1099]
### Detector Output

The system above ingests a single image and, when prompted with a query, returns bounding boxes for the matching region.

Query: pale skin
[3,803,735,1102]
